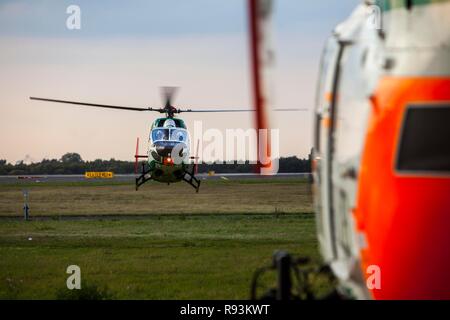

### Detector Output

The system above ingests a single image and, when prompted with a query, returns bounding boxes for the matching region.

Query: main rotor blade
[183,109,256,113]
[30,97,153,112]
[273,108,308,112]
[180,108,308,113]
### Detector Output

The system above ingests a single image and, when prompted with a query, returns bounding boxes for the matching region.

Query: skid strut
[135,162,201,193]
[135,163,153,191]
[183,167,201,193]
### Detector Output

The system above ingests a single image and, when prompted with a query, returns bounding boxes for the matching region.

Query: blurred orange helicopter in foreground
[312,0,450,299]
[248,0,450,300]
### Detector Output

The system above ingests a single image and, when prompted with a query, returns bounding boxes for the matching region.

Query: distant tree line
[0,153,311,175]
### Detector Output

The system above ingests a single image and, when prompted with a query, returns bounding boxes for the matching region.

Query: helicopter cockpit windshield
[151,129,169,141]
[150,128,189,144]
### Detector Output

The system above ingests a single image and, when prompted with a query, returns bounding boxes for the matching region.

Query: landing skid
[183,168,201,193]
[135,163,201,192]
[135,163,153,191]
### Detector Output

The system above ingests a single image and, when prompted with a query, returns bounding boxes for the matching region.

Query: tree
[61,153,83,163]
[1,153,312,175]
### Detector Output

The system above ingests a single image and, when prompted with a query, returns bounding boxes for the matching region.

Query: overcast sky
[0,0,360,163]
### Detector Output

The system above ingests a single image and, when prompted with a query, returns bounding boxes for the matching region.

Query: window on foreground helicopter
[151,129,169,141]
[396,105,450,173]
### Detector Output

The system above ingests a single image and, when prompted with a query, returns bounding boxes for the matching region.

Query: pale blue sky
[0,0,360,163]
[0,1,358,37]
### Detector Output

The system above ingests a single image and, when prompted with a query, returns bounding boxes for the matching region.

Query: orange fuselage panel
[355,77,450,299]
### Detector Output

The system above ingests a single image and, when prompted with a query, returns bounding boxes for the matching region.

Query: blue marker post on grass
[23,189,30,221]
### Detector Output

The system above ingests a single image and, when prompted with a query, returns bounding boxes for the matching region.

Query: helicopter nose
[151,141,187,161]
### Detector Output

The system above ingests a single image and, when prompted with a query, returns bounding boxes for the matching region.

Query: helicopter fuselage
[146,117,191,184]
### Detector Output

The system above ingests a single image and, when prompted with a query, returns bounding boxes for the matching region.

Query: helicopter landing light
[163,157,174,166]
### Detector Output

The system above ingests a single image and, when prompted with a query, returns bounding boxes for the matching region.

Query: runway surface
[0,173,310,184]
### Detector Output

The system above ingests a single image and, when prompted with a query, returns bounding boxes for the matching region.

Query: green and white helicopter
[30,87,282,192]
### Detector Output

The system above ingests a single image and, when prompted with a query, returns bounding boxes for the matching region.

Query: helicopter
[30,87,301,192]
[248,0,450,301]
[311,0,450,299]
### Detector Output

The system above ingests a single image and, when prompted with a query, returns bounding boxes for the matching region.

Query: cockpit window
[171,129,188,142]
[151,128,189,143]
[151,129,169,141]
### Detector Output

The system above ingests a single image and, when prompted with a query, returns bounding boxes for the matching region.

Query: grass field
[0,178,312,216]
[0,178,326,299]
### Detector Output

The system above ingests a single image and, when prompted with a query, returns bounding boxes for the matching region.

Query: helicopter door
[314,36,347,263]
